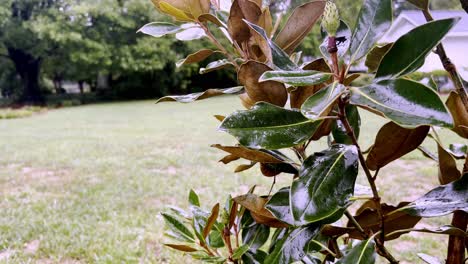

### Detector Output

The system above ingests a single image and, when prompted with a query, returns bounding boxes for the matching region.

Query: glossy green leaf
[259,70,332,87]
[302,255,321,264]
[190,206,210,244]
[241,222,270,251]
[301,82,345,120]
[242,250,268,264]
[376,18,460,79]
[232,244,250,260]
[402,173,468,217]
[137,22,182,37]
[320,20,351,60]
[365,43,393,73]
[208,230,225,248]
[200,59,235,74]
[219,102,322,149]
[157,86,244,103]
[189,189,200,207]
[243,20,298,71]
[265,225,320,264]
[291,145,359,225]
[161,213,195,242]
[332,105,361,145]
[266,187,295,226]
[349,0,392,63]
[336,238,376,264]
[350,79,454,128]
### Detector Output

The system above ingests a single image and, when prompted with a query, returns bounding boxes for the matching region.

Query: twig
[345,210,366,236]
[200,23,239,69]
[422,10,468,112]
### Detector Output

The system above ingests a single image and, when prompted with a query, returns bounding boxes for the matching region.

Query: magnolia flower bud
[322,1,340,37]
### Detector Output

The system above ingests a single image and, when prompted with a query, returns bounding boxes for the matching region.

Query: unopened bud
[322,1,340,37]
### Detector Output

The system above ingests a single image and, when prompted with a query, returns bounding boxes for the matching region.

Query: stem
[200,23,239,69]
[338,99,399,263]
[345,210,366,236]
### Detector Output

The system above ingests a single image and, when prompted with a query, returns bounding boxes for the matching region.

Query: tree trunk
[7,47,44,105]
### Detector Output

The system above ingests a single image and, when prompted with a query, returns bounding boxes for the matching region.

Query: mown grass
[0,96,462,263]
[0,107,45,120]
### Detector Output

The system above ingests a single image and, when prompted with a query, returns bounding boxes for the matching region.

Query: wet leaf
[212,144,286,163]
[164,243,198,252]
[176,49,218,67]
[266,187,295,226]
[228,0,261,46]
[242,250,268,264]
[190,206,210,244]
[290,58,331,109]
[175,25,206,40]
[291,145,359,225]
[349,0,392,63]
[203,203,220,239]
[366,122,429,171]
[332,105,361,145]
[241,218,270,251]
[233,194,289,228]
[275,1,327,54]
[365,43,392,73]
[407,0,429,10]
[238,61,288,107]
[347,201,421,241]
[336,238,376,264]
[219,102,323,149]
[402,173,468,217]
[376,18,460,79]
[233,244,250,260]
[446,91,468,138]
[265,225,321,264]
[437,142,461,185]
[137,22,182,37]
[350,79,454,128]
[200,59,234,74]
[161,213,195,242]
[244,20,298,71]
[259,70,332,87]
[301,82,345,120]
[189,189,200,207]
[157,86,244,103]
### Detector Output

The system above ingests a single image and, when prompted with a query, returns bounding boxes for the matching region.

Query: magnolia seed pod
[322,1,340,37]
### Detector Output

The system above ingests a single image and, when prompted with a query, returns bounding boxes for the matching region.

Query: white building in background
[381,10,468,80]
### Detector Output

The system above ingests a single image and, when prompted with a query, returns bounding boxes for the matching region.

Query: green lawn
[0,97,462,263]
